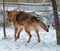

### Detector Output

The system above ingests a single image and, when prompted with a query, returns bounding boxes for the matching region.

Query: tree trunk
[51,0,60,44]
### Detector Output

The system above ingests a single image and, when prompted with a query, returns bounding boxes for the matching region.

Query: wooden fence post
[51,0,60,44]
[3,0,6,38]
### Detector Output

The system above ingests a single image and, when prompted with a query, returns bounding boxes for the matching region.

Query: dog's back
[16,11,31,23]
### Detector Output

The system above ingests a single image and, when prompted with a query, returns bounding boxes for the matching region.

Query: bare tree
[51,0,60,44]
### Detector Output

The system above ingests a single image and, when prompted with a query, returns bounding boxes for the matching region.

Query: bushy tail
[30,16,49,32]
[39,21,49,32]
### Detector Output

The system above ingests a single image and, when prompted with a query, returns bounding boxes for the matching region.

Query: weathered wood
[0,0,18,2]
[18,0,43,3]
[51,0,60,44]
[3,0,6,38]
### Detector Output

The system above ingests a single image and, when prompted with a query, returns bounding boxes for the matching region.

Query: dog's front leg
[25,29,32,43]
[14,27,18,41]
[17,28,23,39]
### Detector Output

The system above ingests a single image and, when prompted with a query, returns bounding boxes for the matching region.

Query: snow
[0,27,60,51]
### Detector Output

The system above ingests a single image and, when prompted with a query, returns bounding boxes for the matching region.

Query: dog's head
[6,10,18,22]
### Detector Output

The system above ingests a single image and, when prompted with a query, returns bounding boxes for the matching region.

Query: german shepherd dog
[6,10,49,43]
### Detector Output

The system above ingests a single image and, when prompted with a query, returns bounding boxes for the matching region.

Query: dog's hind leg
[35,29,40,42]
[25,29,32,43]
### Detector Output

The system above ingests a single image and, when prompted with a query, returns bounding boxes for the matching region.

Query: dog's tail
[29,16,49,32]
[31,16,49,32]
[39,21,49,32]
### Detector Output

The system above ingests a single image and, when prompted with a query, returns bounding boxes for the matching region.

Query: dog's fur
[6,10,49,43]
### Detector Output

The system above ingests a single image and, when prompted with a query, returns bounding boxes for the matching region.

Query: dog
[6,10,49,43]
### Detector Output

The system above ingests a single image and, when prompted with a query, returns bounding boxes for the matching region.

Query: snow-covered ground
[0,27,60,51]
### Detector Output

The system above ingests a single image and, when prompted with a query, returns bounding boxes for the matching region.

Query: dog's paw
[38,39,41,42]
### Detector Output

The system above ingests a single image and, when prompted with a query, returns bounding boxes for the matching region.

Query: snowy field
[0,27,60,51]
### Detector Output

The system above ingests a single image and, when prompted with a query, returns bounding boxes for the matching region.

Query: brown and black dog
[6,10,49,43]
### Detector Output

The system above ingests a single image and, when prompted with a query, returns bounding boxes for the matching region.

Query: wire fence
[0,2,60,12]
